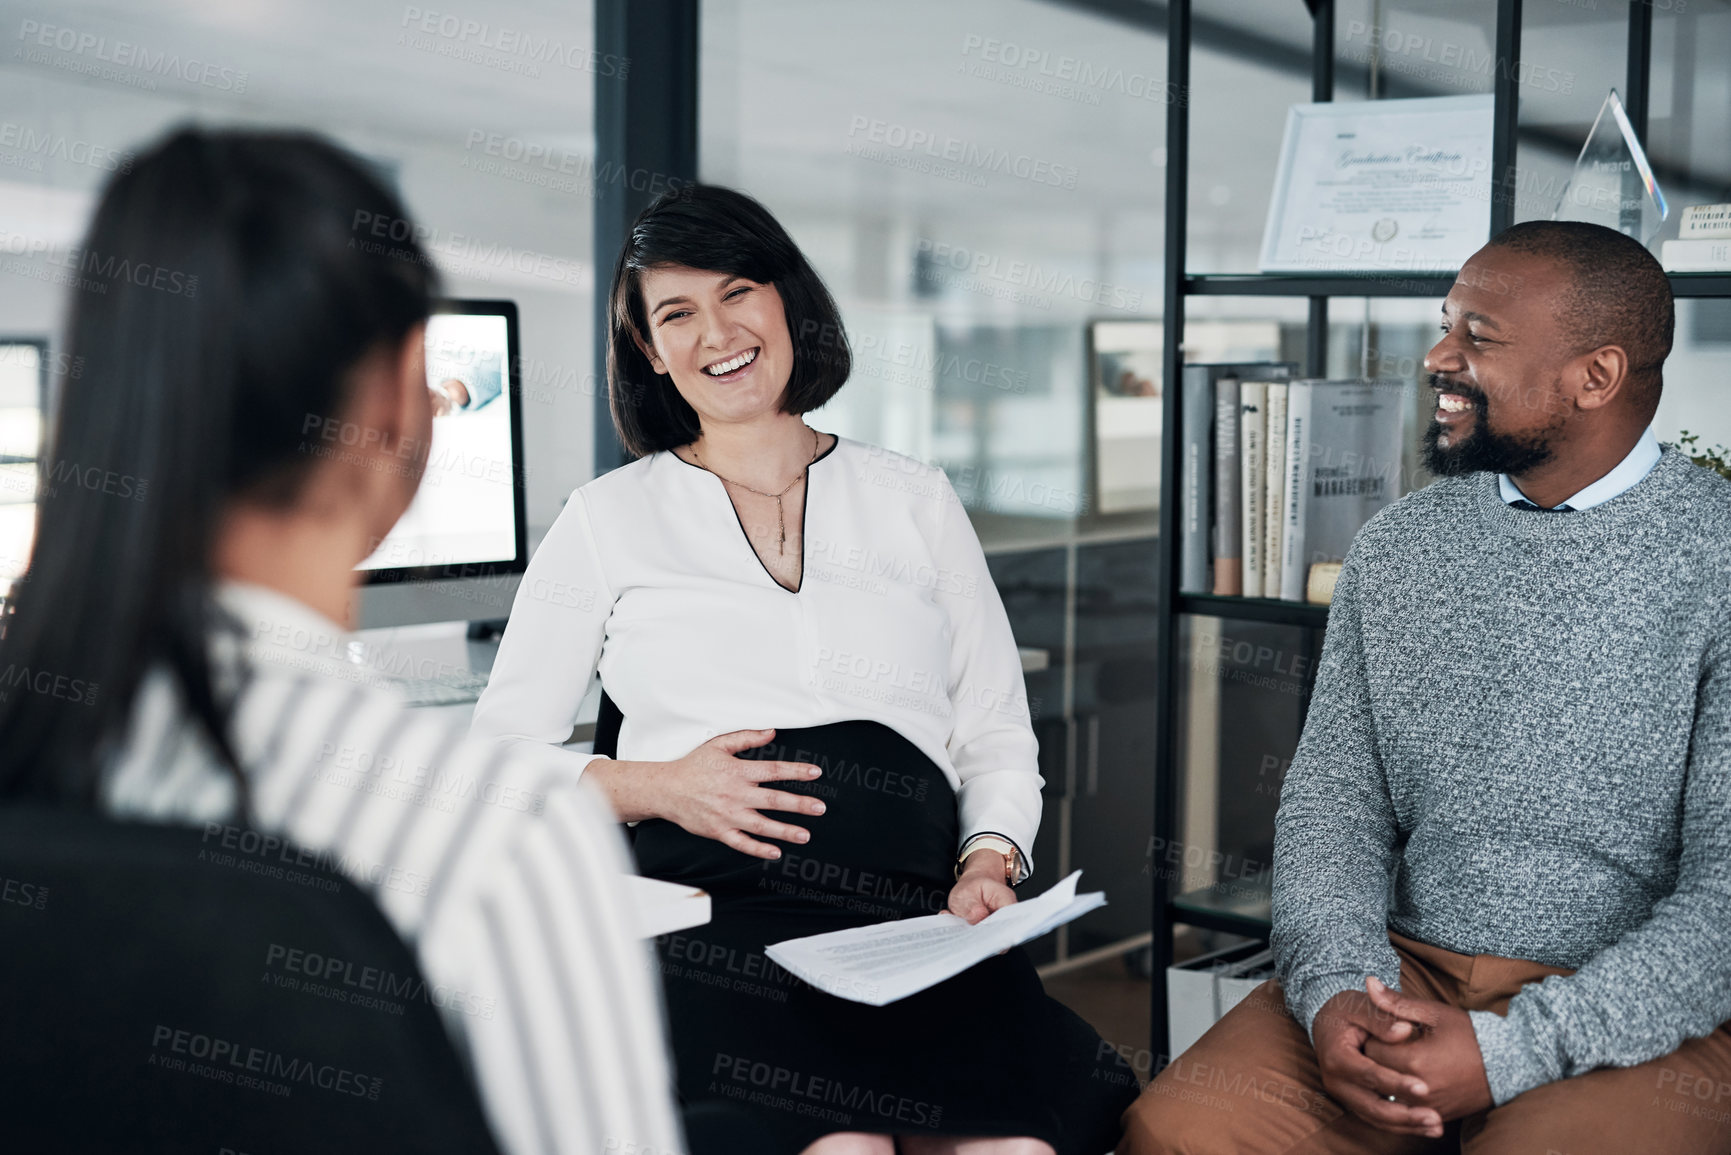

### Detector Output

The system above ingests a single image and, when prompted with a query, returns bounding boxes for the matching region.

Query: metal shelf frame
[1187,273,1731,298]
[1176,594,1330,630]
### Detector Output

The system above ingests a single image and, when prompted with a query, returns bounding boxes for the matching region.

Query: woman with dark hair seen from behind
[471,184,1139,1154]
[0,126,682,1155]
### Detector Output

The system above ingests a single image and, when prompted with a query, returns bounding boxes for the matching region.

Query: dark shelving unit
[1170,880,1274,940]
[1189,272,1731,298]
[1668,275,1731,298]
[1174,594,1328,631]
[1149,0,1690,1064]
[1185,274,1458,298]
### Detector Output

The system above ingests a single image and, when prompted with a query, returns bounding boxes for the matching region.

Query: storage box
[1166,940,1276,1059]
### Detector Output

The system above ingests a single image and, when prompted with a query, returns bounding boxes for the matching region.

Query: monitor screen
[357,299,528,584]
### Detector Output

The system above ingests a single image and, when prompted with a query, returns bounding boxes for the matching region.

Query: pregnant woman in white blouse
[471,185,1136,1155]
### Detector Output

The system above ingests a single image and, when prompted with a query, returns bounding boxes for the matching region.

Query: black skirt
[632,720,1138,1154]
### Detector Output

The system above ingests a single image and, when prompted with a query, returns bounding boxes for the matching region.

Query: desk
[352,619,601,745]
[351,620,699,936]
[355,624,1049,742]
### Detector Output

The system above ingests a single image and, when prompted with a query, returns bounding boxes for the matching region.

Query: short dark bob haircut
[607,184,851,458]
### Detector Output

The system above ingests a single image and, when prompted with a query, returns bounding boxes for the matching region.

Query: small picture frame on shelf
[1088,320,1162,515]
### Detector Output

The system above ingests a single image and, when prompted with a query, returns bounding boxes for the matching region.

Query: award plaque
[1551,89,1668,242]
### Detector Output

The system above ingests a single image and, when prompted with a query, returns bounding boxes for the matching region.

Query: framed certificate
[1259,94,1494,273]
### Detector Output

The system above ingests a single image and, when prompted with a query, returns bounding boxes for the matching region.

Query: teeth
[704,348,757,376]
[1438,394,1470,413]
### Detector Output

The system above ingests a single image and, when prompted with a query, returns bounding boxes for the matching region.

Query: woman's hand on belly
[644,728,828,859]
[947,849,1018,924]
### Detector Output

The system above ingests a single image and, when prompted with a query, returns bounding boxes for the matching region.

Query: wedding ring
[1384,1094,1399,1102]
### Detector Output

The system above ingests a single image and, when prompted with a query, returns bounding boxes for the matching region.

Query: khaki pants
[1119,932,1731,1155]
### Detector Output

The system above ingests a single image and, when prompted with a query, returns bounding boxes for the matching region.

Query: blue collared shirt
[1498,427,1662,511]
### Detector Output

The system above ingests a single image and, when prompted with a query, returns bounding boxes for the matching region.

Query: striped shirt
[103,580,684,1155]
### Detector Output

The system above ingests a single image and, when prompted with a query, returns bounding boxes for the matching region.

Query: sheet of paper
[764,871,1106,1006]
[623,874,710,939]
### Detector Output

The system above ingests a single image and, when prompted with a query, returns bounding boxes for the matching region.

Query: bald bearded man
[1120,221,1731,1155]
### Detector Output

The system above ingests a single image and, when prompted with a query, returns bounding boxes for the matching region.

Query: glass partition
[701,0,1167,551]
[1651,1,1731,453]
[0,0,598,545]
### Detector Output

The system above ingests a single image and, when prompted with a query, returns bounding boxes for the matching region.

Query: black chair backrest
[594,687,624,760]
[595,688,633,854]
[0,807,502,1154]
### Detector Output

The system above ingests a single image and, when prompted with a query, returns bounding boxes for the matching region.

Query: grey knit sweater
[1271,444,1731,1106]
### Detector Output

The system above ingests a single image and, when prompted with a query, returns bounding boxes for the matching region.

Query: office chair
[597,688,626,852]
[0,806,502,1154]
[595,686,625,760]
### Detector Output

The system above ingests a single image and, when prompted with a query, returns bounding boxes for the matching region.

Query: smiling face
[634,265,794,433]
[1421,247,1577,477]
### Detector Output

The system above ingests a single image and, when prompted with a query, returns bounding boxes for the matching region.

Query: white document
[764,871,1106,1007]
[623,874,711,939]
[1260,95,1493,273]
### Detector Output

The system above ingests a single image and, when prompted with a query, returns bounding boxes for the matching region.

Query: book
[1680,203,1731,239]
[1278,383,1310,601]
[1238,382,1267,598]
[1179,366,1217,594]
[1661,238,1731,272]
[1178,362,1297,593]
[765,870,1105,1006]
[1210,376,1242,595]
[1262,383,1288,599]
[1282,380,1411,600]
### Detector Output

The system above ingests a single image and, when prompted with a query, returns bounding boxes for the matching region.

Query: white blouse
[470,435,1044,873]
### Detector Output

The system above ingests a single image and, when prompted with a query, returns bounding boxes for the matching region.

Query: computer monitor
[354,299,528,629]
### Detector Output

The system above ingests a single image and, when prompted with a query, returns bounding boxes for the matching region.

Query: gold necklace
[690,426,821,555]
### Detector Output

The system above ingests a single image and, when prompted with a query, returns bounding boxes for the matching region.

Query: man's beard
[1421,375,1563,477]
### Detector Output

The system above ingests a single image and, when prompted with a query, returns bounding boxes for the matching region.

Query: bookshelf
[1191,272,1731,298]
[1185,274,1457,298]
[1174,594,1326,631]
[1148,0,1713,1062]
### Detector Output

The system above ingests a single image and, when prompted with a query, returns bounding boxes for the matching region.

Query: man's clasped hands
[1313,976,1497,1139]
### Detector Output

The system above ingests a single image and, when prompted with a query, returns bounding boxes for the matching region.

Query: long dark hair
[607,184,851,458]
[0,126,436,809]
